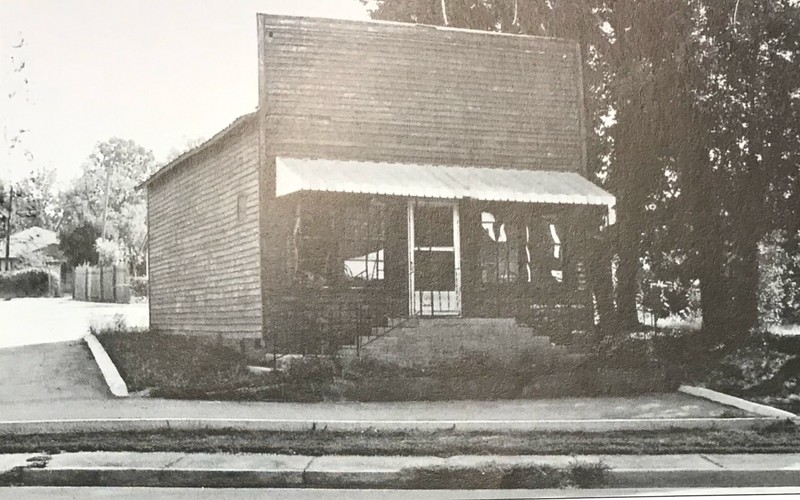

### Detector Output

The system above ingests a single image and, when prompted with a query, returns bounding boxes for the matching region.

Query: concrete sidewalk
[3,452,800,489]
[0,392,776,435]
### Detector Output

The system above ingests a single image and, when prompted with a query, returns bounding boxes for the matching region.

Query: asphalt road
[1,297,148,349]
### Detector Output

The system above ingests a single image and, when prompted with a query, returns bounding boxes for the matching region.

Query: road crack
[700,454,725,469]
[302,456,317,485]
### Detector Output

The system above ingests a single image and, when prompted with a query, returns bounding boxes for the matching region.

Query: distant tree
[1,31,34,254]
[95,237,125,266]
[60,138,155,269]
[59,222,100,267]
[2,31,33,179]
[164,136,206,164]
[11,166,62,231]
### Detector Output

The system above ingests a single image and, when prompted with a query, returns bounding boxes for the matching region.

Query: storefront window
[524,218,564,285]
[342,200,386,282]
[296,198,386,285]
[480,211,519,283]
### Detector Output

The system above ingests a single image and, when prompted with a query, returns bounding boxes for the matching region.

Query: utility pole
[4,187,12,272]
[101,167,111,239]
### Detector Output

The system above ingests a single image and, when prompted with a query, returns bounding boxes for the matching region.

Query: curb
[606,469,800,489]
[5,453,800,489]
[679,385,798,420]
[83,333,128,398]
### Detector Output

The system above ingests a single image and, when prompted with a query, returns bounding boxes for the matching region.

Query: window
[295,203,336,283]
[480,211,519,284]
[236,194,248,223]
[342,199,386,283]
[296,198,386,285]
[524,218,564,285]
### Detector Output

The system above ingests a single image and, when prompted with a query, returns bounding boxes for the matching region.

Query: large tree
[694,0,800,334]
[60,138,155,269]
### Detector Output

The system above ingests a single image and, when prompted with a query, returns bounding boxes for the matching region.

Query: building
[0,226,63,273]
[141,15,616,359]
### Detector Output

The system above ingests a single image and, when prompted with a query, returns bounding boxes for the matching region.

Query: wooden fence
[73,265,131,303]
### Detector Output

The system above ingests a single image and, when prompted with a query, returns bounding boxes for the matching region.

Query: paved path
[0,341,110,404]
[1,297,148,349]
[0,391,766,434]
[0,392,751,421]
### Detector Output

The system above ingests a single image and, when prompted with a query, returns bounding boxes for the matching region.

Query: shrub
[0,268,60,298]
[130,276,148,297]
[95,329,268,397]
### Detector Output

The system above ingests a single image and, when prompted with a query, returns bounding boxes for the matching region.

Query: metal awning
[276,157,616,223]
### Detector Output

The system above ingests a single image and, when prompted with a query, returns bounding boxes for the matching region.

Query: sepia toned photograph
[1,0,799,498]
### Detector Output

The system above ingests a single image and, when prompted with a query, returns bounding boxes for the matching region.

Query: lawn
[3,424,800,456]
[96,329,678,402]
[96,321,800,411]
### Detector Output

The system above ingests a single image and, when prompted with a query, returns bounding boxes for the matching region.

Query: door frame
[407,199,462,316]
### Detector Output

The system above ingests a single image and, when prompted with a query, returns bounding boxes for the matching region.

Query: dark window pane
[415,205,453,247]
[341,200,386,282]
[480,211,519,284]
[415,251,455,290]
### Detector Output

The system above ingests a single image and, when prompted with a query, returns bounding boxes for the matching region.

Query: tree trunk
[678,120,731,344]
[731,234,759,332]
[610,150,646,330]
[586,228,616,337]
[610,106,650,331]
[615,221,641,329]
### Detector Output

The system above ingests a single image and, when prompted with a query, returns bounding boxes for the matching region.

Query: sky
[0,0,371,186]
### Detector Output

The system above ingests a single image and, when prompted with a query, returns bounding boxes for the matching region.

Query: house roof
[138,112,257,190]
[3,226,59,260]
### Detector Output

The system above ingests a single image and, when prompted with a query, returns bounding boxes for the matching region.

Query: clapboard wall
[257,14,587,174]
[147,114,262,338]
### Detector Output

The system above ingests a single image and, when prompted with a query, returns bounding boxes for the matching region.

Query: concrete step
[416,317,517,327]
[340,317,592,367]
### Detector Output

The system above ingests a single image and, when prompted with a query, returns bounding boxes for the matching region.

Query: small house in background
[141,15,616,364]
[0,226,64,274]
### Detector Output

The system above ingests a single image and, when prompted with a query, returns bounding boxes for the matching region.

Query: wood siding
[147,118,263,338]
[257,15,585,172]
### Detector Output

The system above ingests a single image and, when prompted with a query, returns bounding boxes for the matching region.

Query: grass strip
[404,461,610,489]
[2,423,799,456]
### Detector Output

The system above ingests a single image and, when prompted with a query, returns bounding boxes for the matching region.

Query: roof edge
[138,112,257,190]
[257,13,579,46]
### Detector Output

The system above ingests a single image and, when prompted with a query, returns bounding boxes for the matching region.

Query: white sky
[0,0,370,186]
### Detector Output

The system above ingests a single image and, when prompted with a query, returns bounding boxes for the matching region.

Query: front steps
[340,317,584,368]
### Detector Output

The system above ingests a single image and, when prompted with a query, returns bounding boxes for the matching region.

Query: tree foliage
[58,221,100,267]
[60,138,155,268]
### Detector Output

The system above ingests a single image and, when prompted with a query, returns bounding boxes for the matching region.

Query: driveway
[0,297,147,406]
[0,341,110,406]
[1,297,148,349]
